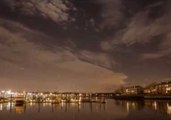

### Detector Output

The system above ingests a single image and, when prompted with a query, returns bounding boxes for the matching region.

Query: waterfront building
[144,81,171,95]
[116,86,143,95]
[157,81,171,95]
[124,86,143,95]
[143,83,158,95]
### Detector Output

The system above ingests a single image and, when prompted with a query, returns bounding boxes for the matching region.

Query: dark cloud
[0,0,171,91]
[0,18,126,92]
[0,0,71,22]
[97,0,171,85]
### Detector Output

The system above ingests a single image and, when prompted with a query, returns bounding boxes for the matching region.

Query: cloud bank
[0,0,171,91]
[0,19,126,92]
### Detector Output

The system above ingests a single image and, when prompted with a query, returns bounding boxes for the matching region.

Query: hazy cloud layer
[0,19,126,92]
[0,0,171,90]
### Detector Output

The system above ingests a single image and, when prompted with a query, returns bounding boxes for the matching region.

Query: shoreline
[114,95,171,100]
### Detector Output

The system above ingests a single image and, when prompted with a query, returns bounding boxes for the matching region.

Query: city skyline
[0,0,171,92]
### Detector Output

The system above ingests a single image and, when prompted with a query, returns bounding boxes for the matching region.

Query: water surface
[0,100,171,120]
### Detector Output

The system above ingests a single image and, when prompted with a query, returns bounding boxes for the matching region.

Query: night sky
[0,0,170,92]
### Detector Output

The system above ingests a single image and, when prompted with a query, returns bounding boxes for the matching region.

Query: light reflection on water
[0,100,171,120]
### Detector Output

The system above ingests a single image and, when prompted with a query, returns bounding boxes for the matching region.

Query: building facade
[144,81,171,95]
[116,86,143,95]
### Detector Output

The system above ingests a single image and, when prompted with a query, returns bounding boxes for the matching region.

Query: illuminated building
[116,86,143,95]
[144,81,171,95]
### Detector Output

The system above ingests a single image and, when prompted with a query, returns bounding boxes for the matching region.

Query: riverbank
[114,95,171,100]
[114,95,144,100]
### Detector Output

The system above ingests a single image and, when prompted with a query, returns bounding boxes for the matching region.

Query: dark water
[0,100,171,120]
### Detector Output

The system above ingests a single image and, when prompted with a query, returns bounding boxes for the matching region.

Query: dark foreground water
[0,100,171,120]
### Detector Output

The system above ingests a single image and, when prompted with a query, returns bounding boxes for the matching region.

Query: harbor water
[0,99,171,120]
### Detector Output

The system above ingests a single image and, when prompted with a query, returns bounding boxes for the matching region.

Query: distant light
[1,91,5,93]
[7,90,12,95]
